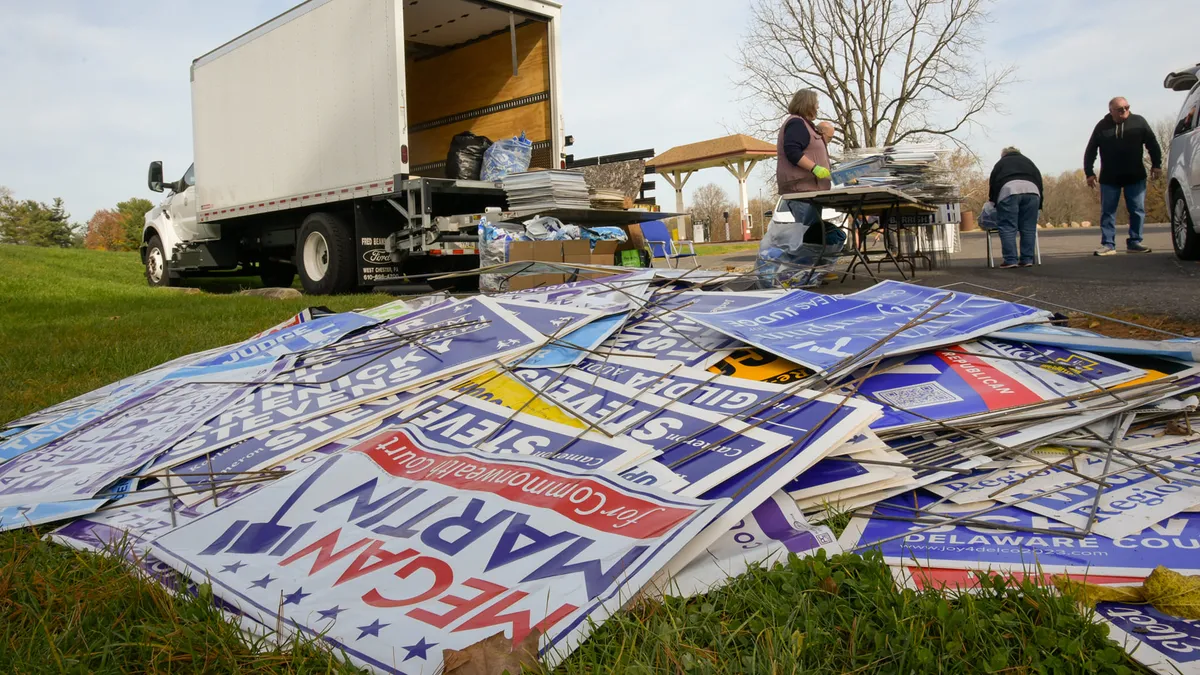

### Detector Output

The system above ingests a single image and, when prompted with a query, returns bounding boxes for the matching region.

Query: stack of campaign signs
[3,271,1200,673]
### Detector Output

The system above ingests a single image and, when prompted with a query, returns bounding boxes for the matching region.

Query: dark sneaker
[1094,247,1116,256]
[1127,242,1152,253]
[998,262,1018,269]
[1019,262,1034,267]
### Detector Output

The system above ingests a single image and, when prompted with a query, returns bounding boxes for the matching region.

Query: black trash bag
[445,132,493,180]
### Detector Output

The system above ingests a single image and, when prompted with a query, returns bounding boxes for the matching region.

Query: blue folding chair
[639,220,697,269]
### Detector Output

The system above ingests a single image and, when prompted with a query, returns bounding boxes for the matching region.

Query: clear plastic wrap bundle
[480,132,533,181]
[755,219,845,289]
[478,217,528,292]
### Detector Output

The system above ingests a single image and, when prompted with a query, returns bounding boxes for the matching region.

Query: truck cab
[143,162,235,286]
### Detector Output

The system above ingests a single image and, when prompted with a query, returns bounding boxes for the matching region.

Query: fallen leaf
[1167,420,1191,436]
[443,629,542,675]
[819,576,838,595]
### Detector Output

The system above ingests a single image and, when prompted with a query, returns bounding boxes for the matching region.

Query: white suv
[1165,63,1200,259]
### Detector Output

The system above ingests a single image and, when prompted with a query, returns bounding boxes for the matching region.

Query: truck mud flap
[353,201,405,286]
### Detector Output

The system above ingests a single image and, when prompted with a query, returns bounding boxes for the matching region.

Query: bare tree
[1144,115,1175,224]
[689,184,734,241]
[736,0,1015,150]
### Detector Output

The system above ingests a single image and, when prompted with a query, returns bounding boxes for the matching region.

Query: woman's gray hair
[1001,146,1021,157]
[787,90,819,120]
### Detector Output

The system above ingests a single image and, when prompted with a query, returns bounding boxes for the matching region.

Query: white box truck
[143,0,565,294]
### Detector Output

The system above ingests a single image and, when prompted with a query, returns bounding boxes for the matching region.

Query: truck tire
[145,234,174,287]
[1172,192,1200,261]
[259,260,296,288]
[297,212,355,295]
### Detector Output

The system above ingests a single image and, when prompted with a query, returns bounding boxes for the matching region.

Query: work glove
[812,165,831,180]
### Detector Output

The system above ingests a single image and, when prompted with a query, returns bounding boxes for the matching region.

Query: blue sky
[0,0,1194,223]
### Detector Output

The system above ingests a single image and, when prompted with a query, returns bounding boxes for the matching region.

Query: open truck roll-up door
[403,0,563,176]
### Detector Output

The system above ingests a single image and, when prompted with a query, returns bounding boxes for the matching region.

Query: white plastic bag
[979,201,998,231]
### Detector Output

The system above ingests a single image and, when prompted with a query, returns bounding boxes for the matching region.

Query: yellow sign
[1114,368,1169,390]
[708,347,813,384]
[449,369,584,428]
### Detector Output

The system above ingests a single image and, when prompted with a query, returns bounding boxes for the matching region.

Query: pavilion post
[660,169,693,239]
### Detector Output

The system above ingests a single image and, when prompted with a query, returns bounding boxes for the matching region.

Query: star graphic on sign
[249,573,275,589]
[317,605,345,622]
[496,338,521,349]
[282,587,311,606]
[454,303,471,312]
[355,619,390,640]
[220,561,246,574]
[402,637,438,661]
[551,316,571,327]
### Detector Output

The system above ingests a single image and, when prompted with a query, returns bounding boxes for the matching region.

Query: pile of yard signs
[6,271,1200,672]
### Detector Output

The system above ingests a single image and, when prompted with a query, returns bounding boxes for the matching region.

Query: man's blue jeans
[1099,180,1146,249]
[996,193,1039,265]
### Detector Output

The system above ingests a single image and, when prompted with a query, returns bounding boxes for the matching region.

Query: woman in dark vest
[775,89,839,244]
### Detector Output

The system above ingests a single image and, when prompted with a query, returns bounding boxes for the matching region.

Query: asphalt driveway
[698,224,1200,322]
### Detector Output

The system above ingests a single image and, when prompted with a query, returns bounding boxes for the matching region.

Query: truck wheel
[259,260,296,288]
[297,212,355,295]
[145,234,174,287]
[1172,192,1200,261]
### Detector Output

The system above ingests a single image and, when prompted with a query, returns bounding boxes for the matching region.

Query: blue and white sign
[0,359,205,462]
[493,299,607,337]
[0,380,255,510]
[151,298,546,473]
[511,367,796,497]
[995,452,1200,539]
[364,392,653,473]
[169,312,380,379]
[521,312,630,368]
[166,392,428,506]
[571,355,877,465]
[784,453,900,502]
[0,496,112,532]
[668,490,839,597]
[852,344,1059,430]
[498,271,656,312]
[1098,602,1200,674]
[151,434,721,675]
[685,281,1049,376]
[602,292,771,367]
[842,490,1200,576]
[973,339,1145,394]
[989,324,1200,364]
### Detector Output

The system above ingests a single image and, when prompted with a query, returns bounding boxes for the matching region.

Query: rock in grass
[158,286,203,295]
[240,287,302,300]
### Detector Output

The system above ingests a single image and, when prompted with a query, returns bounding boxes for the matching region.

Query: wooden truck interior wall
[405,21,552,172]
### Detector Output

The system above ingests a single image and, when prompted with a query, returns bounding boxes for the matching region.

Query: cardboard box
[508,241,537,262]
[508,273,565,290]
[532,241,563,262]
[561,240,591,257]
[591,240,619,266]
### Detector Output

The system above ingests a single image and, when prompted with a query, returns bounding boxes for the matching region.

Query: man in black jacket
[988,148,1043,267]
[1084,97,1162,255]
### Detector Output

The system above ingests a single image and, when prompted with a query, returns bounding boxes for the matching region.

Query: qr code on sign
[874,382,963,410]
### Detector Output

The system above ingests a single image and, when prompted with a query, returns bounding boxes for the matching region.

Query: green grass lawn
[0,245,392,424]
[692,241,761,258]
[0,245,1145,674]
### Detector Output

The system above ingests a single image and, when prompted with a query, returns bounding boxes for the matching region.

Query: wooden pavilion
[647,134,775,241]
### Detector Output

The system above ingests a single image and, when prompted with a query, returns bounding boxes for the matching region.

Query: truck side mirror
[148,161,164,193]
